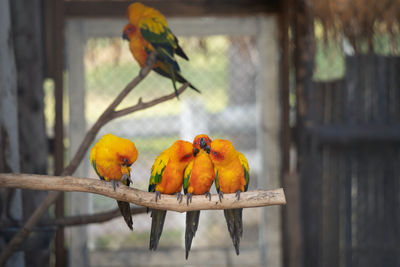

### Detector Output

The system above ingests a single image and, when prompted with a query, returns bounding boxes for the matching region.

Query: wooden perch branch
[0,174,286,212]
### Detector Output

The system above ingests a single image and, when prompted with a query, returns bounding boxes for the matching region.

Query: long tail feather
[185,210,201,259]
[175,73,200,93]
[149,209,167,250]
[153,68,200,94]
[117,201,133,230]
[223,208,243,255]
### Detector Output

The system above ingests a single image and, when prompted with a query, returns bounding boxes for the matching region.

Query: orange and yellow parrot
[183,134,215,259]
[209,139,249,255]
[90,133,138,230]
[122,2,199,98]
[148,140,194,250]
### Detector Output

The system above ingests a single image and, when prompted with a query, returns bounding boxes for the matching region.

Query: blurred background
[0,0,399,267]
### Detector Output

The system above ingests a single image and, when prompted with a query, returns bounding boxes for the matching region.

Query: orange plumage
[209,139,249,255]
[90,133,138,230]
[183,134,214,259]
[122,2,199,97]
[148,140,194,251]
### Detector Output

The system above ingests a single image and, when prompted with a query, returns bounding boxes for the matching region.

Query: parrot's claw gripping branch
[140,52,157,77]
[121,174,133,184]
[205,192,212,201]
[0,174,286,213]
[218,192,224,203]
[186,193,193,206]
[235,190,241,200]
[111,180,119,191]
[154,191,162,202]
[176,192,183,203]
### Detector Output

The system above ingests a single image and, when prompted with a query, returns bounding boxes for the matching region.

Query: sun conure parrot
[209,139,249,255]
[148,140,194,250]
[90,133,138,230]
[183,134,215,259]
[122,2,199,98]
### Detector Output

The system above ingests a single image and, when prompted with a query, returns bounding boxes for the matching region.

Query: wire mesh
[72,30,263,266]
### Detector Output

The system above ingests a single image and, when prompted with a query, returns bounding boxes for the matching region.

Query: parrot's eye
[213,151,218,156]
[123,158,130,166]
[181,153,192,161]
[194,142,198,145]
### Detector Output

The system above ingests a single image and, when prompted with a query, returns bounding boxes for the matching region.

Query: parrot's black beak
[122,33,129,41]
[204,145,211,154]
[199,138,207,149]
[193,147,199,156]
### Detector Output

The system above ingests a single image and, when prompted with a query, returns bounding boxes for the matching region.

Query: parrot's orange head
[127,2,147,25]
[100,134,138,166]
[122,24,137,41]
[116,143,139,167]
[192,134,212,156]
[172,140,194,163]
[209,139,236,164]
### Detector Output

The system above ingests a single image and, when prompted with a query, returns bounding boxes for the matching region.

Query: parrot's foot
[176,192,183,203]
[155,191,161,202]
[186,193,193,206]
[204,192,212,201]
[218,192,224,203]
[235,190,241,200]
[121,174,133,184]
[111,180,119,191]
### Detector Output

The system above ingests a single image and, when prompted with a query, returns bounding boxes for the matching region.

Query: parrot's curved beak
[122,33,129,41]
[193,147,199,156]
[199,138,211,153]
[199,138,207,149]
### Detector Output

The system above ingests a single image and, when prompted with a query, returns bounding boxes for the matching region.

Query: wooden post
[294,0,316,266]
[66,19,90,267]
[9,0,51,265]
[53,0,66,266]
[256,15,282,267]
[0,1,24,266]
[279,0,303,266]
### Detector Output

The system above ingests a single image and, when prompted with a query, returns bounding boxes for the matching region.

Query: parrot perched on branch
[90,133,138,230]
[122,2,199,98]
[148,140,194,250]
[209,139,249,255]
[183,134,215,259]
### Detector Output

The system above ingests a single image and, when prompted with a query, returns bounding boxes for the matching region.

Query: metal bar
[306,125,400,144]
[63,0,280,18]
[54,0,66,266]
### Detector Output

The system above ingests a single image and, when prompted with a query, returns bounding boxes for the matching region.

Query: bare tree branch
[0,53,193,265]
[41,207,147,227]
[0,174,286,212]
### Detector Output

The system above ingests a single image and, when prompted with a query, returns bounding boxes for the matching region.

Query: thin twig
[0,174,287,212]
[0,52,192,266]
[41,207,147,227]
[111,83,188,119]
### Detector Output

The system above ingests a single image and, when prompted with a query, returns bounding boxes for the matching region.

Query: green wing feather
[214,168,220,193]
[139,17,177,50]
[91,159,105,181]
[149,152,169,192]
[238,153,250,192]
[183,160,193,194]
